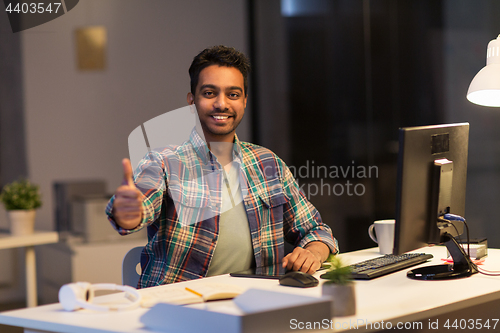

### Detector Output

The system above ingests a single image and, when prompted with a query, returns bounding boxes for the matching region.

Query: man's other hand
[282,241,330,274]
[112,158,143,230]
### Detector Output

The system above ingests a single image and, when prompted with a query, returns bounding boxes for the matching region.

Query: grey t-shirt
[206,163,255,276]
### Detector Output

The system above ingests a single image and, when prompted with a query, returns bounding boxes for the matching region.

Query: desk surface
[0,231,59,250]
[1,246,500,333]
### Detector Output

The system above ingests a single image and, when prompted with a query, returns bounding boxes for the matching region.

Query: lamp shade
[467,35,500,107]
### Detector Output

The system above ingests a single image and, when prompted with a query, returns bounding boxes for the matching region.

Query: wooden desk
[0,246,499,333]
[0,231,59,308]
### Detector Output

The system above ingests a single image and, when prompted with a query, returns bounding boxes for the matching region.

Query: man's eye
[229,93,240,99]
[204,91,215,97]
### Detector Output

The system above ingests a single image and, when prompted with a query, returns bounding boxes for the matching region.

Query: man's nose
[214,94,227,110]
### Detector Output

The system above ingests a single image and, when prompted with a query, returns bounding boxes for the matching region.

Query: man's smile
[210,114,233,122]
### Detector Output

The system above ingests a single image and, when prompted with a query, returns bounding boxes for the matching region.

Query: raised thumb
[122,158,134,186]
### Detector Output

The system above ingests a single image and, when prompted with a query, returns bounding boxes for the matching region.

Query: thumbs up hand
[112,158,143,229]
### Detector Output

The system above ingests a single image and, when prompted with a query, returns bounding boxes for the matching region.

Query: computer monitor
[393,122,477,280]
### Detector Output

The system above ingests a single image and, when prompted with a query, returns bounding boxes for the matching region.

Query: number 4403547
[5,2,62,14]
[444,319,498,330]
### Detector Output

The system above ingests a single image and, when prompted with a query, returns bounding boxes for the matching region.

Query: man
[106,45,338,288]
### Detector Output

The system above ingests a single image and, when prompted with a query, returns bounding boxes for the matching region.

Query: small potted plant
[321,254,356,317]
[0,178,42,235]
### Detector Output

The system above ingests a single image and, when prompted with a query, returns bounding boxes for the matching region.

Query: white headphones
[58,282,142,312]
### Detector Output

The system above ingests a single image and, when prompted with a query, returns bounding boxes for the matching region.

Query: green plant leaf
[322,255,352,285]
[0,178,42,210]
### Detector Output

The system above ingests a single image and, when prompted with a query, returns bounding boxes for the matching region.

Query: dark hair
[189,45,250,96]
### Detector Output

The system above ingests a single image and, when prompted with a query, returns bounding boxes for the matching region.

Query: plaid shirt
[106,129,338,288]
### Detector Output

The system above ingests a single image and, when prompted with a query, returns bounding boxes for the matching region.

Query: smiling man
[106,45,338,288]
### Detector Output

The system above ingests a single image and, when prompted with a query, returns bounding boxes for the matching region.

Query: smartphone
[230,264,327,279]
[229,265,287,279]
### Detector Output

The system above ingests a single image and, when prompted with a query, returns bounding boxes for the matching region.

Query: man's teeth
[213,116,229,120]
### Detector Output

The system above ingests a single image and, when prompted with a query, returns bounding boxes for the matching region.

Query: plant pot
[322,282,356,317]
[7,210,36,236]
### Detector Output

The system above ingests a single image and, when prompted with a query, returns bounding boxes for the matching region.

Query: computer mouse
[279,271,319,288]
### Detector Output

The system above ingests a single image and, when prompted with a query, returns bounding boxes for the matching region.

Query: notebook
[139,283,244,308]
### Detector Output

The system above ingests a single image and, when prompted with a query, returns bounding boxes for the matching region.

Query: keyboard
[346,253,433,280]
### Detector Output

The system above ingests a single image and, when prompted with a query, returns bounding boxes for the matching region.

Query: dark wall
[285,1,445,251]
[0,16,28,186]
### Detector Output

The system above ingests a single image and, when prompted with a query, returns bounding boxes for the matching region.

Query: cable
[442,214,500,276]
[443,213,470,256]
[437,217,468,257]
[476,269,500,276]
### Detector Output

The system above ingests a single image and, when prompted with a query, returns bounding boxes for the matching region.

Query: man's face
[188,65,247,143]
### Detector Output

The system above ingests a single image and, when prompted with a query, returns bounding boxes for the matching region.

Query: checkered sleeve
[278,157,339,255]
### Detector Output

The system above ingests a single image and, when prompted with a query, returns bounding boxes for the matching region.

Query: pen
[185,287,203,297]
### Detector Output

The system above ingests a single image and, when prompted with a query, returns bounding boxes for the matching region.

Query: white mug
[368,220,395,255]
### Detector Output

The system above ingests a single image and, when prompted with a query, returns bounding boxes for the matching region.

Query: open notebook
[139,283,244,308]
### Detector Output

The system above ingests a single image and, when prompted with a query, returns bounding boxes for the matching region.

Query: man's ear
[187,92,195,105]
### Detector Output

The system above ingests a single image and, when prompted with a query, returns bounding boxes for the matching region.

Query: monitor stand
[407,232,478,280]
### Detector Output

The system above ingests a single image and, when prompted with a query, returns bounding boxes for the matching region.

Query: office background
[0,0,499,307]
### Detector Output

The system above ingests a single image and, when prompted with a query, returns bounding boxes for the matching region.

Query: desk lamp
[467,35,500,107]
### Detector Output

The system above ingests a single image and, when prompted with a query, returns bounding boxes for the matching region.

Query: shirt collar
[189,128,243,165]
